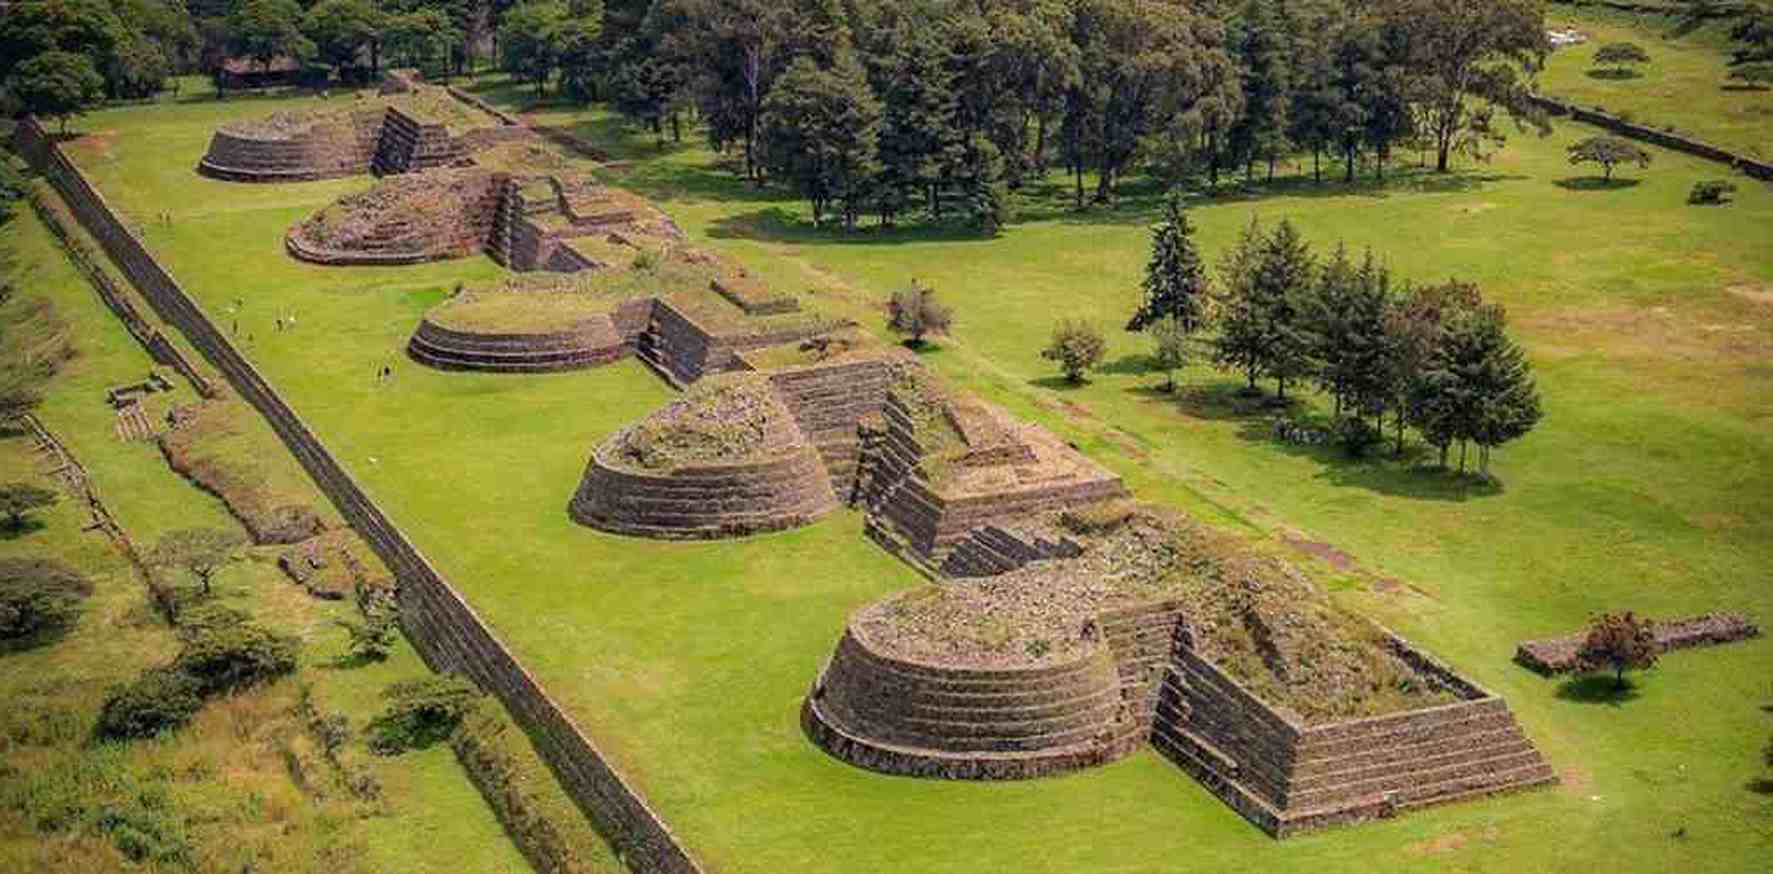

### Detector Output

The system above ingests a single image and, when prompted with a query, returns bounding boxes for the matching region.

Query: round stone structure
[407,316,629,373]
[568,381,841,539]
[803,614,1145,780]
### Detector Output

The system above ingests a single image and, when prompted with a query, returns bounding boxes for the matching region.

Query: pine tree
[1251,218,1316,399]
[1128,191,1211,333]
[1211,218,1269,391]
[1230,0,1294,183]
[1466,307,1543,475]
[757,52,882,230]
[875,29,961,226]
[1310,246,1393,420]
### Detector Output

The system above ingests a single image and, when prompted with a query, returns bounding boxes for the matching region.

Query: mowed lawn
[1541,8,1773,160]
[53,82,1773,873]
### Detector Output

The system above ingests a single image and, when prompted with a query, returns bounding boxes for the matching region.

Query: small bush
[1688,180,1738,205]
[367,675,482,755]
[1337,417,1384,458]
[96,668,204,740]
[886,281,953,347]
[95,789,192,865]
[1040,319,1106,382]
[0,556,91,649]
[339,609,398,662]
[173,621,299,694]
[1058,501,1137,537]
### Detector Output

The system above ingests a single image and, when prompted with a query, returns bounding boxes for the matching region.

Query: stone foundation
[568,441,841,540]
[805,626,1144,779]
[1514,612,1760,675]
[407,316,630,373]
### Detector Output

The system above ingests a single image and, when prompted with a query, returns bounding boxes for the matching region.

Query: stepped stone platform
[197,85,506,183]
[856,374,1129,565]
[568,375,842,539]
[407,315,630,373]
[804,624,1144,779]
[804,508,1556,837]
[1514,612,1760,675]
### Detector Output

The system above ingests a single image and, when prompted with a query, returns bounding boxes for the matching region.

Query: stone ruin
[287,156,683,270]
[197,84,528,183]
[360,149,1554,838]
[805,507,1558,836]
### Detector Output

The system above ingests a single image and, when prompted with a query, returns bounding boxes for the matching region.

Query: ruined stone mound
[569,374,840,539]
[858,369,1130,564]
[200,105,385,182]
[408,273,659,373]
[199,87,496,183]
[808,506,1556,833]
[287,169,503,265]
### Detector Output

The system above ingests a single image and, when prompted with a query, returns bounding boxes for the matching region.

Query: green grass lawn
[0,196,530,873]
[1541,8,1773,159]
[46,75,1773,872]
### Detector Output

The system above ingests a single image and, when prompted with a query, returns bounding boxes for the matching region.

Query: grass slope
[0,200,531,872]
[1541,8,1773,160]
[47,76,1773,873]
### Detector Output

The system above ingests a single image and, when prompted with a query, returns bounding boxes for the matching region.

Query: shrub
[96,668,204,740]
[1040,319,1106,382]
[338,609,398,662]
[0,556,91,648]
[885,282,953,347]
[173,621,299,694]
[1688,180,1738,205]
[1575,611,1660,689]
[367,675,483,755]
[0,481,58,530]
[1058,501,1137,537]
[1337,417,1384,458]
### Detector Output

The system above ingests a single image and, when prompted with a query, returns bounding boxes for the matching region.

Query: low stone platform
[1514,612,1760,675]
[406,316,630,373]
[805,624,1144,779]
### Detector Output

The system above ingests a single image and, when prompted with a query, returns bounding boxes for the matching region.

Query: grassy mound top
[859,505,1457,723]
[296,169,494,252]
[220,87,496,139]
[609,374,796,472]
[426,285,617,335]
[739,327,899,371]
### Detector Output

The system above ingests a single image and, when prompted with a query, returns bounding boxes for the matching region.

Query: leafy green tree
[1724,3,1773,85]
[0,481,58,530]
[500,1,574,95]
[105,32,173,100]
[1390,0,1549,172]
[227,0,315,73]
[1451,304,1542,475]
[384,8,463,75]
[1042,319,1107,383]
[6,50,106,133]
[1147,316,1191,393]
[757,52,881,230]
[1576,611,1660,690]
[1567,135,1652,182]
[152,527,246,597]
[610,53,685,145]
[0,557,91,647]
[303,0,386,79]
[1592,41,1651,77]
[886,281,953,347]
[0,0,124,85]
[1383,279,1480,457]
[1129,191,1211,333]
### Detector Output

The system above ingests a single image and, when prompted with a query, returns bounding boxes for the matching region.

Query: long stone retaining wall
[11,116,704,874]
[1533,95,1773,181]
[1514,612,1761,674]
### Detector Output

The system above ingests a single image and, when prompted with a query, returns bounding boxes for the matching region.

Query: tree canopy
[1567,135,1652,182]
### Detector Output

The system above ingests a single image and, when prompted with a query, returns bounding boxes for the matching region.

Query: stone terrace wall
[12,117,704,874]
[198,110,383,182]
[1533,95,1773,181]
[286,171,504,267]
[1151,635,1554,837]
[765,358,901,499]
[568,441,840,540]
[805,627,1143,780]
[408,316,629,373]
[1515,612,1761,675]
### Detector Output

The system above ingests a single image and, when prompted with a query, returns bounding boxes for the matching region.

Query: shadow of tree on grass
[1556,674,1643,706]
[1555,176,1643,191]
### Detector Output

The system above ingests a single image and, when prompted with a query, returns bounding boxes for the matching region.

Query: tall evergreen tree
[1251,218,1316,399]
[1211,218,1269,391]
[758,52,881,230]
[874,29,960,225]
[1128,191,1211,333]
[1310,245,1394,419]
[1229,0,1294,182]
